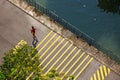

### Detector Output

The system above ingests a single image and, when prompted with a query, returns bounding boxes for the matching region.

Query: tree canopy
[0,40,74,80]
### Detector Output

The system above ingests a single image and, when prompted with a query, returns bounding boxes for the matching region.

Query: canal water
[37,0,120,58]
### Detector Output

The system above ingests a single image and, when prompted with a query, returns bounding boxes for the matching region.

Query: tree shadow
[97,0,120,14]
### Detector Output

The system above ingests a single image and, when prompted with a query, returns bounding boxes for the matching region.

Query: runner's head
[32,26,34,29]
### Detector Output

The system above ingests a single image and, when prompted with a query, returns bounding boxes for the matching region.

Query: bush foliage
[0,40,74,80]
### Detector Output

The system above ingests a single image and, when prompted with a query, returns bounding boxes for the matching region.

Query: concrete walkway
[0,0,50,64]
[0,0,120,80]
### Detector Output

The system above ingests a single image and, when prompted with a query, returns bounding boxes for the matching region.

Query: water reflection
[98,0,120,14]
[37,0,120,60]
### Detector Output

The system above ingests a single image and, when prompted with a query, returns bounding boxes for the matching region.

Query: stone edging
[8,0,120,76]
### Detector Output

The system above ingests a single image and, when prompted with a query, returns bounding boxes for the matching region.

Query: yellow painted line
[26,72,34,80]
[39,39,64,67]
[74,58,93,80]
[103,65,107,77]
[71,55,89,75]
[35,31,53,49]
[90,77,93,80]
[57,49,81,77]
[43,39,65,73]
[51,43,73,68]
[97,70,101,80]
[90,65,111,80]
[94,73,97,80]
[108,68,110,74]
[100,66,104,80]
[43,41,69,70]
[60,52,85,77]
[33,33,57,60]
[38,36,61,63]
[61,49,81,72]
[44,43,72,71]
[56,47,77,70]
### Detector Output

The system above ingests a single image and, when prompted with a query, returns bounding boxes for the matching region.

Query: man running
[31,26,36,37]
[31,26,38,48]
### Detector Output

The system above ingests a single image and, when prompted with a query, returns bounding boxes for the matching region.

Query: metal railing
[25,0,120,63]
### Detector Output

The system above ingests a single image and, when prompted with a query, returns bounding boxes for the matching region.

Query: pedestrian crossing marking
[94,73,97,80]
[43,43,73,70]
[42,41,69,70]
[25,31,97,80]
[62,54,90,79]
[56,46,77,70]
[60,52,86,78]
[74,58,94,80]
[36,33,57,60]
[103,65,107,77]
[108,68,110,74]
[43,39,68,73]
[39,38,65,68]
[100,65,104,80]
[89,65,111,80]
[71,55,90,75]
[97,70,101,80]
[58,49,81,74]
[39,36,61,65]
[26,72,34,80]
[35,31,53,49]
[90,77,93,80]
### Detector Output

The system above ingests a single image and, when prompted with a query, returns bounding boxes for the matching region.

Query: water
[37,0,120,58]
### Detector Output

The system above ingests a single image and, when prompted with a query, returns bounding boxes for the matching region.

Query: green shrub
[0,40,74,80]
[0,70,5,80]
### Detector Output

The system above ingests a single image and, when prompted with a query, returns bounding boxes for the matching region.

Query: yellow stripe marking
[74,58,93,80]
[26,72,34,80]
[97,70,101,80]
[103,65,107,77]
[94,73,97,80]
[34,33,57,60]
[90,77,93,80]
[43,43,72,70]
[90,65,111,80]
[70,55,89,75]
[32,31,53,60]
[44,39,67,73]
[38,36,61,63]
[60,52,85,77]
[100,66,104,80]
[43,41,69,70]
[56,47,77,70]
[108,68,110,74]
[53,49,81,76]
[35,31,53,49]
